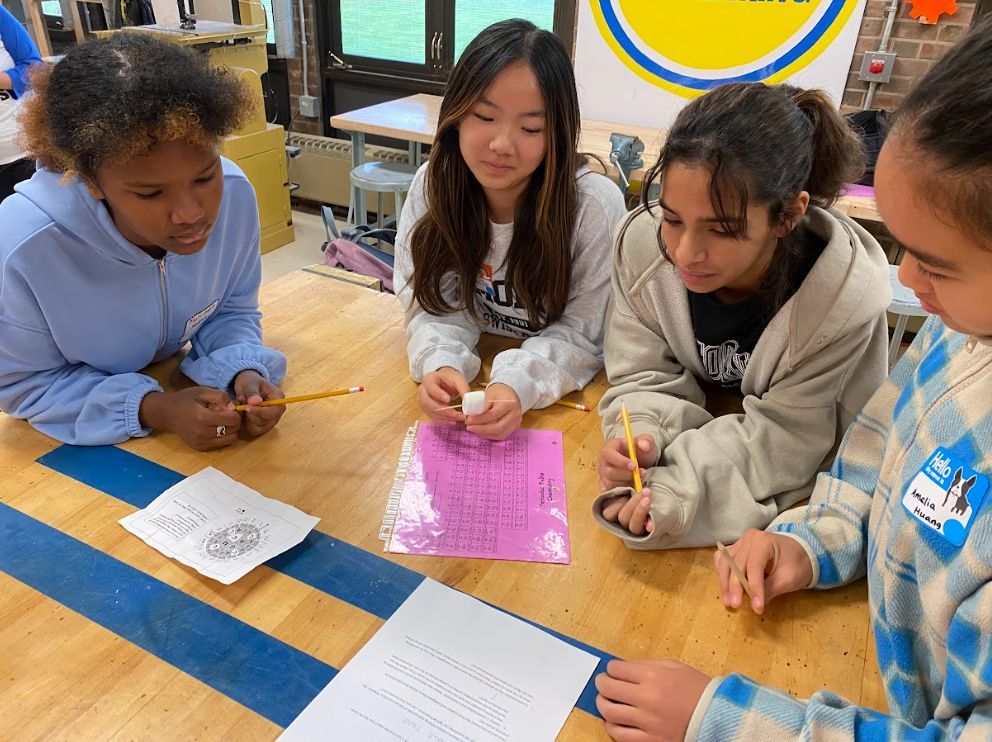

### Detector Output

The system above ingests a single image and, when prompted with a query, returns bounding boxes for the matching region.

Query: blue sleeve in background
[0,5,43,98]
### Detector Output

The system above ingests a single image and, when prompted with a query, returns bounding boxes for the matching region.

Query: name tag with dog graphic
[902,447,989,546]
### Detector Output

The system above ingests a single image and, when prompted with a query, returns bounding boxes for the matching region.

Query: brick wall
[283,0,322,136]
[841,0,977,113]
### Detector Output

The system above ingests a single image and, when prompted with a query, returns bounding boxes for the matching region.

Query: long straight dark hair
[409,19,582,329]
[634,82,865,313]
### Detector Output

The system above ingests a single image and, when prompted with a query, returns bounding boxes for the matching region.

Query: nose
[170,190,204,226]
[898,254,929,294]
[672,229,706,267]
[489,126,514,157]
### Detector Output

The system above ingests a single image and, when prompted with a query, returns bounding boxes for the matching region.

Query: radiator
[287,134,411,216]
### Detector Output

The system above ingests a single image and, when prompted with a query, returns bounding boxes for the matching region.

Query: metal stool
[347,161,419,231]
[887,263,928,367]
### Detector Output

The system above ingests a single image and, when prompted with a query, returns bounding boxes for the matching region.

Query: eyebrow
[478,97,545,118]
[659,199,745,224]
[901,244,961,272]
[124,158,219,189]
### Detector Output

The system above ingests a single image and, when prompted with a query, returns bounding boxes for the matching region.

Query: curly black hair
[20,32,254,181]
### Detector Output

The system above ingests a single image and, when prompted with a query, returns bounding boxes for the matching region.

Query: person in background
[0,2,41,201]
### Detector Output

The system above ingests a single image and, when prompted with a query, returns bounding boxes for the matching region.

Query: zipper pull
[159,258,166,276]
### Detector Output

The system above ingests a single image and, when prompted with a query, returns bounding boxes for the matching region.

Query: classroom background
[1,0,990,739]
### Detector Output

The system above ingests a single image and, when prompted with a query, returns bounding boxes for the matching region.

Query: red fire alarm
[870,59,885,74]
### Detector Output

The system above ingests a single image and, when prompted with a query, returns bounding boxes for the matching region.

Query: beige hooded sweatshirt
[593,204,892,549]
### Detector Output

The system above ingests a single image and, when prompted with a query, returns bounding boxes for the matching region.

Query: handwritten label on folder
[382,424,571,564]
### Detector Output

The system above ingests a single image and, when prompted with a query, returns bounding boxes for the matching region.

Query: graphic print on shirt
[697,339,751,387]
[902,447,990,546]
[475,263,538,337]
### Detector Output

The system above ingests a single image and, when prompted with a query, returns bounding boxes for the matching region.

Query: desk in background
[330,93,881,226]
[0,273,884,739]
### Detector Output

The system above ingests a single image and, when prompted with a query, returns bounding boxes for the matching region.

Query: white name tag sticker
[902,447,989,546]
[181,299,219,344]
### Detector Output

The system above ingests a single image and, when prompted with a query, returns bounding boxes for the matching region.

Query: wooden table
[330,93,882,226]
[0,272,884,739]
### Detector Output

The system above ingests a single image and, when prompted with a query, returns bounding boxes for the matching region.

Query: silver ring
[215,425,226,438]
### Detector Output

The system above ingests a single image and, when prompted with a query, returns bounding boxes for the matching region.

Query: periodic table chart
[381,423,571,564]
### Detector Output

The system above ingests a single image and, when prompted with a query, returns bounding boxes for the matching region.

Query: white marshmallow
[461,390,487,416]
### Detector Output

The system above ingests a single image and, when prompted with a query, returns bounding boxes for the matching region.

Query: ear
[964,475,978,494]
[952,468,963,486]
[774,191,810,237]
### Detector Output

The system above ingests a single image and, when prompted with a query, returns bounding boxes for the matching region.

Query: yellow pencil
[716,541,754,599]
[619,401,643,493]
[234,386,364,411]
[553,400,591,412]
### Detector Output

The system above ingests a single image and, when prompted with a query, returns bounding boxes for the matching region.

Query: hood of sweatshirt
[616,204,893,378]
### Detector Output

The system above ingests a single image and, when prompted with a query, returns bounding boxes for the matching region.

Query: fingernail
[752,598,763,612]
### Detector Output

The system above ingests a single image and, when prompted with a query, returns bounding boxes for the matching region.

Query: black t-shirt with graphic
[688,231,827,391]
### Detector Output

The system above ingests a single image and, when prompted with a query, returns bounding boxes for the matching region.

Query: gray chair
[347,160,419,231]
[887,263,928,367]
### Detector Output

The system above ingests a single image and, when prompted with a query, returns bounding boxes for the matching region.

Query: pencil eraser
[461,390,486,416]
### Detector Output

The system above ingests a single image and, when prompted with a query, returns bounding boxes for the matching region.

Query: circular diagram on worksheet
[200,520,268,560]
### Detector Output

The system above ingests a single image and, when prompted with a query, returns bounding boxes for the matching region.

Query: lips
[173,225,211,245]
[481,161,512,175]
[916,295,942,314]
[676,266,715,285]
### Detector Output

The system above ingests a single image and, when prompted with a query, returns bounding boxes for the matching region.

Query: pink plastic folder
[380,423,571,564]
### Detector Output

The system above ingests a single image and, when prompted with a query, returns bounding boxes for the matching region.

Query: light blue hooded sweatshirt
[0,157,286,445]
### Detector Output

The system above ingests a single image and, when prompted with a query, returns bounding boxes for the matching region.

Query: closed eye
[473,112,494,123]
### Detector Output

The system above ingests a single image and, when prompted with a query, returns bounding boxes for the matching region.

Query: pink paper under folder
[380,423,571,564]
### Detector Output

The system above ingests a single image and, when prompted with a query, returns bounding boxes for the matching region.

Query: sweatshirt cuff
[221,360,272,392]
[125,379,164,438]
[591,480,684,549]
[685,676,723,742]
[489,364,541,412]
[415,349,479,384]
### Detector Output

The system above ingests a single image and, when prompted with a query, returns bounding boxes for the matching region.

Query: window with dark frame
[317,0,577,137]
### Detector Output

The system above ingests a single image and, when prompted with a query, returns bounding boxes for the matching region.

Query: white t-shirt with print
[0,41,24,166]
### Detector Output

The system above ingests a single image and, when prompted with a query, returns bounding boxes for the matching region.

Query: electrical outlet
[299,95,321,119]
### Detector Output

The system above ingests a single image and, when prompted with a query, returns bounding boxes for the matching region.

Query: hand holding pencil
[713,529,815,615]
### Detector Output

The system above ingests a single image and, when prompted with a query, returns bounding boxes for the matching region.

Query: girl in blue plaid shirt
[595,19,992,741]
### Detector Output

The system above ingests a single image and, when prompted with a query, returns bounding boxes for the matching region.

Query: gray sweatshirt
[594,204,892,549]
[394,163,627,411]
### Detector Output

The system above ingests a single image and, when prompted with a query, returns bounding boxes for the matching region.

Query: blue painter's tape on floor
[0,501,335,728]
[37,444,184,508]
[36,443,610,718]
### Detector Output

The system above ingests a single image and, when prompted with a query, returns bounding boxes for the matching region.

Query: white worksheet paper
[119,467,318,584]
[280,578,598,742]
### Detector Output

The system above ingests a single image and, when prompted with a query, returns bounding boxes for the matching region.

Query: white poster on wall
[575,0,869,131]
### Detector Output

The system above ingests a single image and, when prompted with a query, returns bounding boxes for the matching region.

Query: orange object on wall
[907,0,959,24]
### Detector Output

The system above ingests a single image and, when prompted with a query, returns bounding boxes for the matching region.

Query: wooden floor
[0,271,886,740]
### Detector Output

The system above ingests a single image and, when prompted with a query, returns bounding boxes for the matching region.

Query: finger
[595,694,646,728]
[603,722,652,742]
[446,372,471,397]
[466,416,519,441]
[601,496,628,522]
[625,494,652,535]
[714,550,733,607]
[744,546,772,614]
[606,659,648,683]
[616,496,635,529]
[602,447,636,471]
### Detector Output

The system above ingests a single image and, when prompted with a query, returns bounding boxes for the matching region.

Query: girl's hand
[140,388,241,451]
[714,529,814,614]
[598,434,658,490]
[600,488,654,536]
[596,659,711,742]
[419,367,471,424]
[465,383,523,440]
[233,370,285,438]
